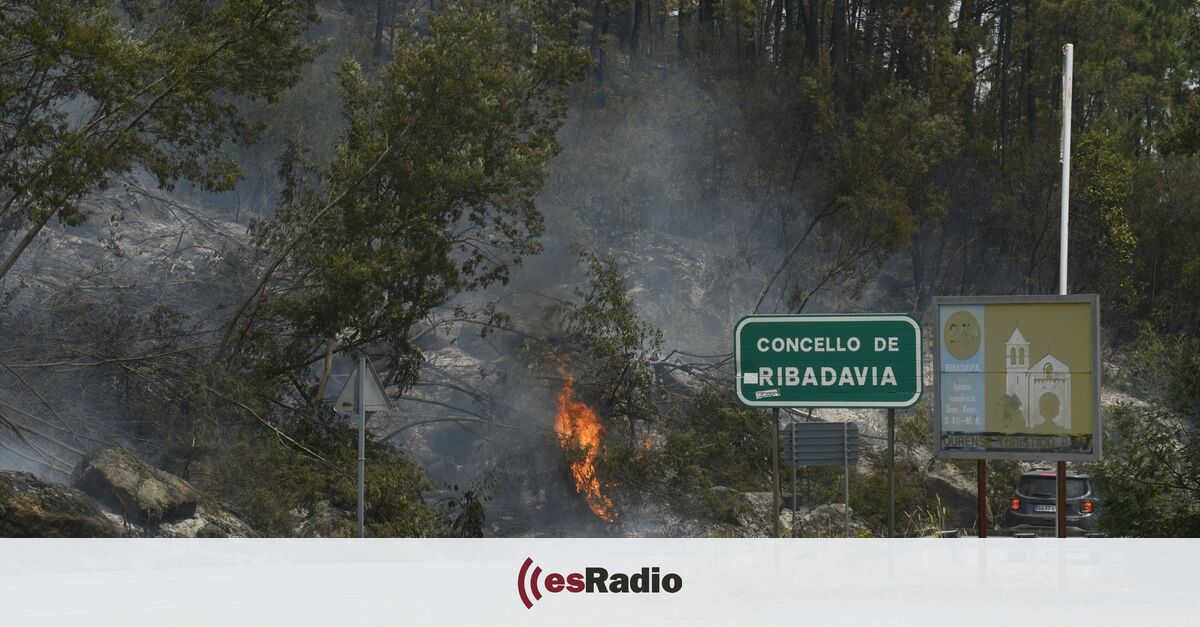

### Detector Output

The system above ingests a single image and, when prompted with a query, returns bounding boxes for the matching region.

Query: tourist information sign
[734,315,922,408]
[933,294,1101,461]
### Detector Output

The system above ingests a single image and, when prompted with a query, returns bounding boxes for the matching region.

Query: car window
[1018,476,1089,498]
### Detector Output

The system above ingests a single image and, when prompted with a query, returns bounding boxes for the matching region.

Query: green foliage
[548,248,668,516]
[662,388,771,493]
[1120,324,1200,420]
[1090,325,1200,537]
[1127,154,1200,336]
[0,0,321,270]
[550,252,777,524]
[1071,132,1137,322]
[206,410,439,537]
[444,488,489,538]
[638,387,774,524]
[442,473,496,538]
[241,0,590,383]
[1091,404,1200,537]
[776,453,959,538]
[558,249,663,429]
[834,85,962,253]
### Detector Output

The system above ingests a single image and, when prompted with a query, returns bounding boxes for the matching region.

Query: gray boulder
[0,471,120,537]
[787,503,872,537]
[153,503,256,538]
[74,448,199,526]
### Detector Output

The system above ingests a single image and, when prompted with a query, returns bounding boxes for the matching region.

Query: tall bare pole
[1059,43,1073,297]
[1056,43,1074,539]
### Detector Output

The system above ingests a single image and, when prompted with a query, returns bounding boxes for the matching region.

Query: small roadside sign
[735,315,923,408]
[334,355,392,539]
[335,358,392,414]
[782,422,860,466]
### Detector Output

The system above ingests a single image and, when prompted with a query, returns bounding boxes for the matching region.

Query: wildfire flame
[554,373,617,523]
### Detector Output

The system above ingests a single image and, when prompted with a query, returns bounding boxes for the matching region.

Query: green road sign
[734,315,923,408]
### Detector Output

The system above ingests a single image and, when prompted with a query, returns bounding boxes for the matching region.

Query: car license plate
[1034,504,1056,513]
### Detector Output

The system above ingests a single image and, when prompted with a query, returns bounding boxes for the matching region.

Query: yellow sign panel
[934,295,1101,461]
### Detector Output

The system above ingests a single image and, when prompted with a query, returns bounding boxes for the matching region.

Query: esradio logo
[517,557,683,609]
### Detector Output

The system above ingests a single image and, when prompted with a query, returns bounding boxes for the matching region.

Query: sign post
[977,459,987,538]
[772,407,781,538]
[737,315,920,537]
[842,422,850,536]
[933,295,1100,537]
[358,357,365,537]
[790,416,799,537]
[1056,42,1075,540]
[887,408,895,537]
[781,421,861,536]
[334,355,392,538]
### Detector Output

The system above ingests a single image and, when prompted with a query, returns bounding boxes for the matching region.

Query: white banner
[1,539,1197,626]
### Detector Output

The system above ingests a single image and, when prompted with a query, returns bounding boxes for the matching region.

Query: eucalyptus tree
[221,0,591,395]
[0,0,322,280]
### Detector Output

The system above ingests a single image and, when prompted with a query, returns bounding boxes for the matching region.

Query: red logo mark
[518,556,543,609]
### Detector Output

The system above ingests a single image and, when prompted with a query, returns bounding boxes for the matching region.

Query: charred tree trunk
[373,0,387,61]
[832,0,846,70]
[630,0,643,57]
[699,0,714,52]
[806,0,821,61]
[678,0,688,51]
[955,0,980,133]
[591,0,609,83]
[1023,0,1037,136]
[998,1,1013,157]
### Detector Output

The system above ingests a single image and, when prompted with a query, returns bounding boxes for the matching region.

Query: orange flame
[636,436,652,460]
[554,374,617,523]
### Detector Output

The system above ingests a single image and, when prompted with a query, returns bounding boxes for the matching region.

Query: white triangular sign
[334,358,392,413]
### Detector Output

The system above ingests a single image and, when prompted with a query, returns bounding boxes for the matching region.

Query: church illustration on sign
[1004,328,1072,430]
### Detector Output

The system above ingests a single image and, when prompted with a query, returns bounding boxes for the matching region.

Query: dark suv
[1001,469,1101,534]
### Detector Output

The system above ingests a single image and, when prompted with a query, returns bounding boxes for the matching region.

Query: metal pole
[843,421,850,537]
[887,408,895,538]
[1059,43,1073,297]
[790,418,797,537]
[1057,43,1073,540]
[1057,460,1068,538]
[977,459,988,538]
[772,408,781,538]
[357,356,366,539]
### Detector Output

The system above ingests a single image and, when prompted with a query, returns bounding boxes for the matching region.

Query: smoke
[372,61,872,536]
[0,40,899,536]
[0,174,248,478]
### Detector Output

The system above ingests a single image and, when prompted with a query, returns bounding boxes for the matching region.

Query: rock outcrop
[74,447,200,526]
[68,447,258,537]
[0,471,120,537]
[1,448,257,537]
